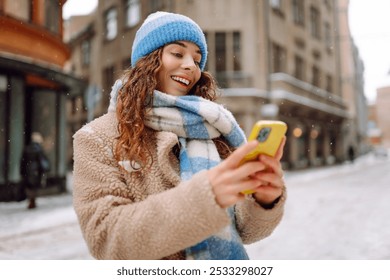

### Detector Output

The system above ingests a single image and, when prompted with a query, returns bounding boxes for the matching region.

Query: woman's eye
[194,61,201,67]
[172,52,183,58]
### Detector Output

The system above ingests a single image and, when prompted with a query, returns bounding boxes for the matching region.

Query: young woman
[73,11,286,260]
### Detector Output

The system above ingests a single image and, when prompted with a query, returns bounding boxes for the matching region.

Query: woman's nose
[181,55,196,70]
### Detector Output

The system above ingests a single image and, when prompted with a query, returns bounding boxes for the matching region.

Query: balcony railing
[215,71,253,88]
[270,73,348,118]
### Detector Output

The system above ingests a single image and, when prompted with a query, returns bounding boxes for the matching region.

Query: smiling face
[156,41,202,96]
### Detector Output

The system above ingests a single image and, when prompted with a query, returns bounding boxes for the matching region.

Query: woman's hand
[208,141,266,208]
[252,137,286,206]
[207,137,286,209]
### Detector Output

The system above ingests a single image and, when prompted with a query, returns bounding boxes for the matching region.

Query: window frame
[81,39,91,66]
[311,65,321,88]
[270,0,285,17]
[294,55,305,81]
[215,32,227,73]
[125,0,141,28]
[271,43,287,73]
[292,0,305,27]
[105,7,118,41]
[45,0,60,34]
[310,6,321,39]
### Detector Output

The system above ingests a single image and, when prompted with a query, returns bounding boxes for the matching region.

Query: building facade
[0,0,85,201]
[66,0,367,170]
[179,0,352,169]
[337,0,369,160]
[375,86,390,147]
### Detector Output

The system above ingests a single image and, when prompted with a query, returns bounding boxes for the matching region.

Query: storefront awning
[0,52,86,97]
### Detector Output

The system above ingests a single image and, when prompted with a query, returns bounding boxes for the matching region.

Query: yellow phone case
[240,120,287,194]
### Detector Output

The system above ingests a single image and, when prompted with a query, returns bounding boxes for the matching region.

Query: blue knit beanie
[131,11,207,70]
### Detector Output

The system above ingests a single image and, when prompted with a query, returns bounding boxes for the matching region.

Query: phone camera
[257,127,271,142]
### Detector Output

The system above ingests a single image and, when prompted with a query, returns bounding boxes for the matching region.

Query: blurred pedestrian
[73,11,286,260]
[348,147,355,163]
[20,132,50,209]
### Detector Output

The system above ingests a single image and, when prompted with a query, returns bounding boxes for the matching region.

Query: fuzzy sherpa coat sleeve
[235,188,286,244]
[72,116,231,260]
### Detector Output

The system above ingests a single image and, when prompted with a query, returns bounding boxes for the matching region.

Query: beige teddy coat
[73,112,286,260]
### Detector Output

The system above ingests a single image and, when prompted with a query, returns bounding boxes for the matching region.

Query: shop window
[297,130,307,161]
[31,89,56,176]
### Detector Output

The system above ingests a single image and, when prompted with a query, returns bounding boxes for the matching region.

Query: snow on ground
[0,176,91,259]
[0,151,389,260]
[246,152,390,260]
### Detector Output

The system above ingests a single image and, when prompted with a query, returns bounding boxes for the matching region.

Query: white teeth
[172,76,190,85]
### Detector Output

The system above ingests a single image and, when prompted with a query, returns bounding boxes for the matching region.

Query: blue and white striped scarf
[145,90,249,260]
[109,80,249,259]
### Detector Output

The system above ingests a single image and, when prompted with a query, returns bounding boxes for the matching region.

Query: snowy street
[0,193,91,260]
[0,152,389,260]
[246,151,390,259]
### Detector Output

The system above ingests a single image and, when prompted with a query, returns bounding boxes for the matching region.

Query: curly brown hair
[115,47,232,171]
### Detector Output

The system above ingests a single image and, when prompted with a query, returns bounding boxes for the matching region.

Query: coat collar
[154,131,181,186]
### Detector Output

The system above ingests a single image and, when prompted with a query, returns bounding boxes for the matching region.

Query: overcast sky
[63,0,97,19]
[349,0,390,103]
[63,0,390,103]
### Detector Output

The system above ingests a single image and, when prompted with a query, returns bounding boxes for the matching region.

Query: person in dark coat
[20,132,50,209]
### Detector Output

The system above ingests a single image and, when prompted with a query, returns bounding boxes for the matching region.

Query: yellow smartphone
[240,120,287,194]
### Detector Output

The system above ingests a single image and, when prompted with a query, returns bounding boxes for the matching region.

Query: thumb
[223,140,259,168]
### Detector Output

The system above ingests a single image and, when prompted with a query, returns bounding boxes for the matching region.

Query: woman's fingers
[253,172,285,188]
[209,139,286,209]
[228,160,266,182]
[233,178,263,193]
[213,178,263,208]
[275,136,286,161]
[222,140,259,169]
[259,155,283,178]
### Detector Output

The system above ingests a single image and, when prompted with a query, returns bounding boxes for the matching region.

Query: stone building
[65,0,367,169]
[367,104,382,146]
[0,0,85,201]
[337,0,369,160]
[375,85,390,147]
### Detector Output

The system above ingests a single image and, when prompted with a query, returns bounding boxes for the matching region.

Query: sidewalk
[0,174,92,260]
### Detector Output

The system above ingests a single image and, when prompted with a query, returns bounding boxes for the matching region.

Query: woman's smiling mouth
[171,76,190,86]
